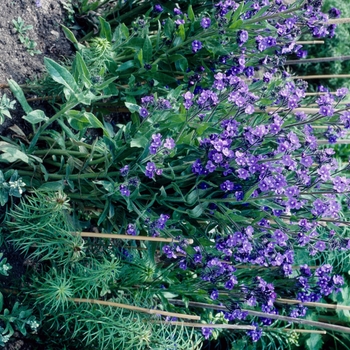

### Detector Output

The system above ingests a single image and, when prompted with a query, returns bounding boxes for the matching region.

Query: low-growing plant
[12,17,41,56]
[0,94,16,125]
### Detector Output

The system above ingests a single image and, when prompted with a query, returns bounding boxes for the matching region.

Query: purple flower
[153,4,163,13]
[174,8,182,15]
[202,327,213,339]
[237,30,248,46]
[319,105,334,117]
[175,19,185,26]
[120,184,130,197]
[145,162,157,178]
[210,290,219,300]
[179,259,187,270]
[336,87,348,98]
[329,7,341,18]
[192,40,203,53]
[201,17,211,29]
[126,223,137,236]
[139,107,149,118]
[164,138,175,149]
[315,241,326,251]
[247,324,262,342]
[120,165,129,177]
[183,91,194,109]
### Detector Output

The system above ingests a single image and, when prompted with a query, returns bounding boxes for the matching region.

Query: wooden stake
[78,232,194,244]
[71,298,200,320]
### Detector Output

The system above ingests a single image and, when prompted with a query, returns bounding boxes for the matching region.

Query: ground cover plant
[1,0,350,349]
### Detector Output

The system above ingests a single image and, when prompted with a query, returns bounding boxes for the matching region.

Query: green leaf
[169,54,188,72]
[229,19,243,30]
[38,181,65,191]
[0,292,3,312]
[72,52,91,89]
[0,141,29,164]
[61,24,84,50]
[177,24,186,41]
[22,110,48,124]
[99,16,112,42]
[44,57,80,95]
[164,18,174,39]
[230,2,243,27]
[143,36,153,63]
[306,333,323,350]
[187,203,208,218]
[65,110,107,135]
[8,79,32,114]
[116,60,134,72]
[137,48,143,66]
[187,5,195,22]
[243,184,258,201]
[125,102,140,114]
[130,136,148,148]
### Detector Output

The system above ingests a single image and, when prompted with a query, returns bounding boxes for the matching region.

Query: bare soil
[0,0,73,135]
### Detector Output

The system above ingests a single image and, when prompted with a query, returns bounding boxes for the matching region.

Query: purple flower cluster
[149,133,175,154]
[192,40,203,53]
[162,238,189,261]
[139,95,172,118]
[200,17,211,29]
[293,264,344,306]
[145,162,163,178]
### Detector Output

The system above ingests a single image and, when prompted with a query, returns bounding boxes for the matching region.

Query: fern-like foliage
[6,191,85,265]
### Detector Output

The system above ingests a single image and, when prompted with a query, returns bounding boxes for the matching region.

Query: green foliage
[306,333,324,350]
[0,94,16,125]
[0,253,11,277]
[0,170,26,207]
[6,191,85,265]
[12,17,41,56]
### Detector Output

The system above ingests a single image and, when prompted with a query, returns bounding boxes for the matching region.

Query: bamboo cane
[295,41,324,45]
[286,55,350,65]
[167,300,350,334]
[291,74,350,80]
[318,140,350,145]
[255,107,338,113]
[328,18,350,24]
[77,232,194,244]
[269,328,326,334]
[150,321,255,330]
[305,92,336,96]
[277,298,350,311]
[71,298,200,320]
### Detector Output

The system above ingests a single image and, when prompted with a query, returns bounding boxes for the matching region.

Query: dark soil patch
[0,0,73,136]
